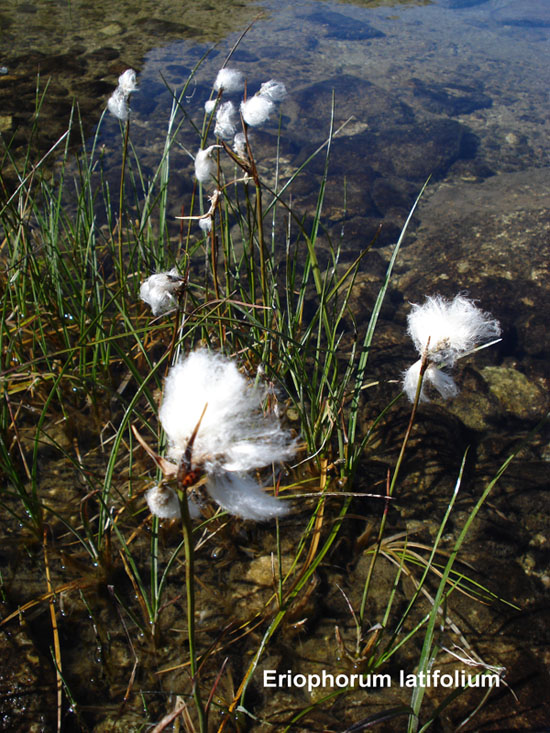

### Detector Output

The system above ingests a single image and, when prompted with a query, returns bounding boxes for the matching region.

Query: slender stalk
[43,528,63,731]
[178,470,207,732]
[254,179,268,312]
[118,118,130,288]
[359,348,429,623]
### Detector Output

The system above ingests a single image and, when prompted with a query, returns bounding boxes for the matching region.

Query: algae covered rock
[481,366,547,421]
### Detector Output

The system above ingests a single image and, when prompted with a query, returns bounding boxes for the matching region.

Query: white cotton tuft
[240,95,275,127]
[118,69,138,95]
[194,145,219,185]
[233,132,247,157]
[402,360,459,403]
[107,68,138,120]
[158,349,297,519]
[214,100,238,140]
[204,99,217,114]
[146,485,181,519]
[402,360,427,403]
[426,364,459,400]
[160,349,296,470]
[213,67,244,94]
[259,79,287,102]
[407,294,501,367]
[199,217,212,233]
[108,89,129,121]
[139,268,184,316]
[206,471,289,521]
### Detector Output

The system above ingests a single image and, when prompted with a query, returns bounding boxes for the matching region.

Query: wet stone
[370,176,419,216]
[303,9,385,41]
[83,46,120,64]
[73,79,113,98]
[440,0,490,7]
[0,617,56,731]
[411,77,493,116]
[0,115,12,132]
[134,17,193,37]
[245,554,295,586]
[295,93,466,183]
[0,74,19,88]
[480,366,548,421]
[493,0,550,28]
[99,22,124,36]
[445,368,500,432]
[230,48,261,63]
[291,75,415,144]
[36,52,87,75]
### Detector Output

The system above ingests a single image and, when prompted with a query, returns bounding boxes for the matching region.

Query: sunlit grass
[0,61,531,732]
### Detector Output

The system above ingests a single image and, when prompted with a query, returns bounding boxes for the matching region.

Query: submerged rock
[481,366,547,421]
[411,77,493,117]
[493,1,550,28]
[303,8,385,41]
[393,167,550,372]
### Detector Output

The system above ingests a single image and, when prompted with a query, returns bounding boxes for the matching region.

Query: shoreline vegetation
[0,52,544,732]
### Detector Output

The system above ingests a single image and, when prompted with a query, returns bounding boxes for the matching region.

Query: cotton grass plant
[0,56,531,732]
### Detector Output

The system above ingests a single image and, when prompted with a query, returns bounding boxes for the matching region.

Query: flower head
[194,145,221,185]
[199,216,212,234]
[407,294,501,367]
[146,485,181,519]
[403,294,501,402]
[108,89,129,121]
[107,68,138,121]
[239,78,287,127]
[159,349,296,520]
[402,360,459,403]
[214,100,238,140]
[214,67,244,94]
[206,471,288,521]
[118,69,138,95]
[258,79,287,102]
[233,132,247,157]
[240,94,275,127]
[140,268,185,316]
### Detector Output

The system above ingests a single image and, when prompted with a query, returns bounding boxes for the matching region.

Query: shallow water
[90,0,550,373]
[1,0,550,730]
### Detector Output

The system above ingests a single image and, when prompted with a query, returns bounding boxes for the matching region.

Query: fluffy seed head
[233,132,247,157]
[159,349,296,520]
[160,349,296,471]
[140,268,184,316]
[199,217,212,233]
[206,471,289,521]
[146,485,180,519]
[108,69,138,120]
[213,67,244,94]
[259,79,287,102]
[204,99,217,114]
[214,100,238,140]
[240,95,275,127]
[194,145,220,185]
[108,89,129,120]
[402,360,459,403]
[407,294,501,367]
[118,69,138,95]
